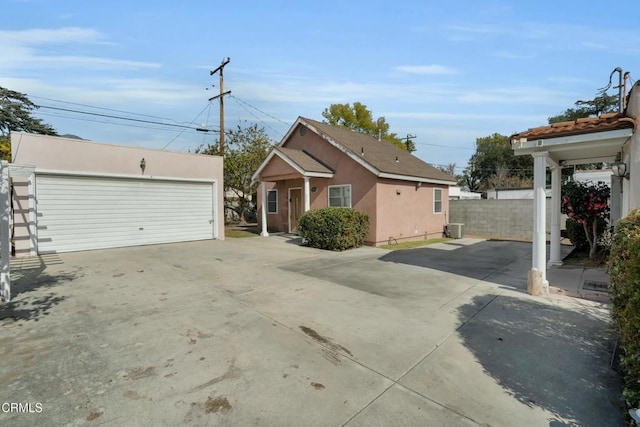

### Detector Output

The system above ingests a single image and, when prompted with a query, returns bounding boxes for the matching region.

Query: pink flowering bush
[561,180,610,259]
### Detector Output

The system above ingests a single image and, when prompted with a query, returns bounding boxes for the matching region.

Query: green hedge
[298,208,369,251]
[609,207,640,416]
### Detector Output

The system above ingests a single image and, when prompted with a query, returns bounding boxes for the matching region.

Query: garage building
[10,133,224,256]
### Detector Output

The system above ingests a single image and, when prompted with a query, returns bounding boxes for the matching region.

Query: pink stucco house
[252,117,456,246]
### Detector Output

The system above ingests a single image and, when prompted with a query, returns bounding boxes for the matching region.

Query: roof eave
[511,128,633,155]
[378,172,456,185]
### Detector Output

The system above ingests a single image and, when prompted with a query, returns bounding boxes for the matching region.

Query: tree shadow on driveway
[378,240,531,289]
[1,255,78,323]
[456,294,622,426]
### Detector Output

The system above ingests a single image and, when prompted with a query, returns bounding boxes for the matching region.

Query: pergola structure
[511,112,636,295]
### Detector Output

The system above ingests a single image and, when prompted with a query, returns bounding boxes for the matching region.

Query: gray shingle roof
[299,117,455,183]
[276,147,333,174]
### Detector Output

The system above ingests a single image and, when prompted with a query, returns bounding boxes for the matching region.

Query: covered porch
[511,113,635,295]
[251,147,334,237]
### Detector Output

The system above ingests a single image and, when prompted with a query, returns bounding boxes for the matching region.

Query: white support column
[528,152,549,295]
[260,181,269,237]
[0,161,11,302]
[303,177,310,213]
[548,166,562,267]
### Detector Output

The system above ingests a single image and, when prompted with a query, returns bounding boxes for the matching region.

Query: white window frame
[267,189,278,214]
[433,188,443,214]
[328,184,352,208]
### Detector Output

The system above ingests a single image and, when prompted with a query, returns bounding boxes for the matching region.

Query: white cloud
[0,76,204,107]
[0,27,106,45]
[22,55,160,70]
[395,65,459,75]
[385,111,546,123]
[490,51,535,60]
[60,78,204,105]
[457,86,575,106]
[445,24,506,36]
[0,27,158,72]
[232,78,458,106]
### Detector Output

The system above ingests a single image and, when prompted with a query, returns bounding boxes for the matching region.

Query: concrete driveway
[1,237,622,426]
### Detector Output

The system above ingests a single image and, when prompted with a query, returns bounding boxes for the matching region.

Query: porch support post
[260,181,269,237]
[548,165,562,266]
[303,176,310,213]
[528,151,549,295]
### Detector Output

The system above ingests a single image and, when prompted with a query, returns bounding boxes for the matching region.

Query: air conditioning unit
[448,223,464,239]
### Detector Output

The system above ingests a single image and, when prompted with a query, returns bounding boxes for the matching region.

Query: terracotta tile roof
[300,117,456,183]
[511,112,636,140]
[275,147,333,174]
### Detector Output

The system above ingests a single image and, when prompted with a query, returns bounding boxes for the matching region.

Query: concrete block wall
[449,199,557,241]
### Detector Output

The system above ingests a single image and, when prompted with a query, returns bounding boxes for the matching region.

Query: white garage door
[35,174,216,253]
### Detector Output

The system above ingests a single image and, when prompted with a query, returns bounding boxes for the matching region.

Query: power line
[414,141,474,150]
[230,96,281,135]
[230,95,291,127]
[162,102,213,150]
[36,111,203,134]
[30,95,188,123]
[37,104,218,133]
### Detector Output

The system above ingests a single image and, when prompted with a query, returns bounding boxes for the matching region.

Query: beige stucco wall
[375,179,448,245]
[10,132,224,256]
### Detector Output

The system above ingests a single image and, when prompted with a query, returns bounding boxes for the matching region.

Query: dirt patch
[123,390,147,400]
[124,367,155,380]
[191,359,239,392]
[86,410,103,421]
[204,396,232,414]
[311,382,325,390]
[562,248,608,267]
[299,326,353,357]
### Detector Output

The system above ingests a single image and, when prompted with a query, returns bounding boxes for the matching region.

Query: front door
[289,188,302,233]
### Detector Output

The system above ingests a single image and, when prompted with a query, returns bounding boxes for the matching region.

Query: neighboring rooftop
[511,112,636,141]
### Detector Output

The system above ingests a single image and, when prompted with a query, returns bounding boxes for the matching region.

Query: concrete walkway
[0,236,622,426]
[545,244,612,302]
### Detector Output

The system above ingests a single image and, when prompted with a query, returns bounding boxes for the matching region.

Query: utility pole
[405,134,416,153]
[209,57,231,154]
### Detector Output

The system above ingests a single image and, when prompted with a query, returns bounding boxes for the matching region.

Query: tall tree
[321,102,406,150]
[548,92,619,124]
[197,123,273,223]
[548,89,620,172]
[459,164,481,192]
[466,133,533,192]
[436,163,457,178]
[1,86,57,160]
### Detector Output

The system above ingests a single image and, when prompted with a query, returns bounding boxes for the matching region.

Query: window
[267,189,278,214]
[434,188,443,213]
[328,185,351,208]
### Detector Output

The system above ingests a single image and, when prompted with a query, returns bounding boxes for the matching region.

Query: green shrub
[565,217,606,251]
[609,207,640,414]
[299,208,369,251]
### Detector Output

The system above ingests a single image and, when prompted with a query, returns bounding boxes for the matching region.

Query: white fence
[1,160,10,302]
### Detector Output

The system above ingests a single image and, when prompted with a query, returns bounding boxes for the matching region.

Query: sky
[2,0,640,173]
